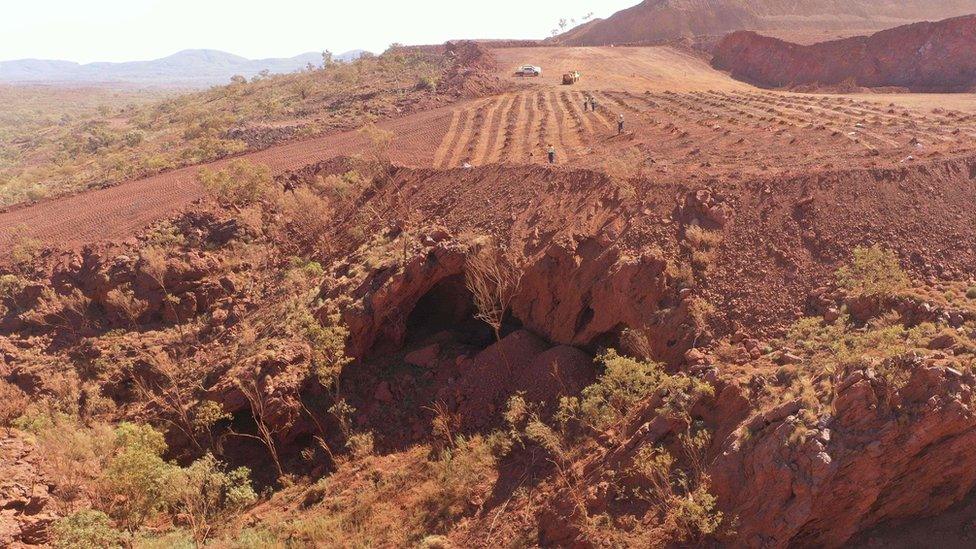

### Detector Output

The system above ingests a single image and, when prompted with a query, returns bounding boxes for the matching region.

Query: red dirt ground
[5,44,976,254]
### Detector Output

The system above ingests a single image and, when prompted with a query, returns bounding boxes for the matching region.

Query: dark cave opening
[404,274,496,347]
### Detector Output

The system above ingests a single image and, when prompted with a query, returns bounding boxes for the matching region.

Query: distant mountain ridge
[553,0,976,46]
[0,48,368,87]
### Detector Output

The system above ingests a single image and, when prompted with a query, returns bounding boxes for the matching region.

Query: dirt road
[0,105,454,249]
[4,45,976,251]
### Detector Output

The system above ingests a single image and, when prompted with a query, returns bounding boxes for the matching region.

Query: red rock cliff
[712,15,976,91]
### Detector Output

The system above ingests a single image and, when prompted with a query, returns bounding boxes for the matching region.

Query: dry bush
[103,285,149,327]
[132,351,225,453]
[289,434,508,546]
[314,170,367,203]
[197,159,277,206]
[0,274,28,316]
[687,296,716,335]
[9,226,42,268]
[359,123,393,166]
[35,417,115,513]
[0,380,29,435]
[281,188,333,248]
[428,401,462,452]
[464,243,524,340]
[684,225,723,250]
[24,287,94,336]
[685,225,723,274]
[232,376,291,481]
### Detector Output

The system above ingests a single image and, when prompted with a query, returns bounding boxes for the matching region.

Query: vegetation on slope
[4,157,976,546]
[0,47,449,206]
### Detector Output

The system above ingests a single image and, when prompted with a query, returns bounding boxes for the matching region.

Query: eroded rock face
[711,361,976,547]
[2,248,228,339]
[321,240,469,358]
[713,15,976,91]
[323,231,694,365]
[0,433,58,547]
[515,236,671,350]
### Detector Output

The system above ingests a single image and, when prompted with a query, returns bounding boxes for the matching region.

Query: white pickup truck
[515,64,542,77]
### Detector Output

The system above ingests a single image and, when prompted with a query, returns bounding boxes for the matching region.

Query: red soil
[713,15,976,91]
[6,45,976,255]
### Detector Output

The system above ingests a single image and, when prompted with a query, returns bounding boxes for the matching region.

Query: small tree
[233,377,290,481]
[132,352,211,453]
[464,243,524,341]
[99,422,175,531]
[164,453,257,543]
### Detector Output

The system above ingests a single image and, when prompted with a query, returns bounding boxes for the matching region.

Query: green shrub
[415,75,438,91]
[197,159,276,205]
[163,453,257,542]
[556,350,669,432]
[836,245,909,299]
[667,483,724,542]
[52,510,125,549]
[101,423,174,530]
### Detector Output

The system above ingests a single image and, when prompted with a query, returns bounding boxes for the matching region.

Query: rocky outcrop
[322,229,698,365]
[713,15,976,91]
[711,359,976,547]
[2,244,236,339]
[0,433,58,547]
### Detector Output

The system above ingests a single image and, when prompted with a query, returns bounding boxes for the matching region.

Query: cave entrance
[405,274,495,347]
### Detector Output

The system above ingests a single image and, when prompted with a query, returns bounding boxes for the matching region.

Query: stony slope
[712,15,976,91]
[554,0,976,46]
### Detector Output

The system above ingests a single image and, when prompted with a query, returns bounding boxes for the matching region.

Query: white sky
[1,0,636,63]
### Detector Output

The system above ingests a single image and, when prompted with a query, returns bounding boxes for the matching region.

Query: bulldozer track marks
[428,90,642,168]
[9,56,976,251]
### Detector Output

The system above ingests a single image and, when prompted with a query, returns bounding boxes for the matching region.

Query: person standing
[618,113,625,135]
[547,144,556,164]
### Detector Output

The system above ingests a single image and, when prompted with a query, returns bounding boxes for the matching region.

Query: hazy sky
[1,0,636,63]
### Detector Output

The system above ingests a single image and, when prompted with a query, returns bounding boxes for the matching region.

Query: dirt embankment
[712,15,976,91]
[6,152,976,546]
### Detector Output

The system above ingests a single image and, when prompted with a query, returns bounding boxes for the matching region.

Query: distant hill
[553,0,976,46]
[712,14,976,92]
[0,48,369,87]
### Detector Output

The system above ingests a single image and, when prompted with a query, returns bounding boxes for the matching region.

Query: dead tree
[464,243,524,341]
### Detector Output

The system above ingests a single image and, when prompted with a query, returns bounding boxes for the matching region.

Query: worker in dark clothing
[583,97,589,112]
[618,113,625,135]
[547,144,556,164]
[591,98,598,111]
